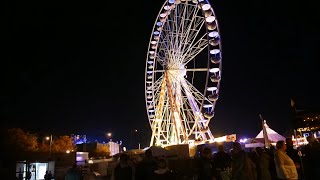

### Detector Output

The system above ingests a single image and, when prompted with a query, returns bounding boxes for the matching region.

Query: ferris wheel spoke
[176,4,203,59]
[160,7,178,63]
[180,93,198,132]
[160,3,204,67]
[155,50,166,67]
[180,15,205,60]
[172,4,180,61]
[185,68,208,72]
[153,76,165,105]
[182,35,208,65]
[154,75,164,87]
[158,31,173,62]
[153,68,207,73]
[183,79,213,108]
[180,77,208,140]
[175,3,190,60]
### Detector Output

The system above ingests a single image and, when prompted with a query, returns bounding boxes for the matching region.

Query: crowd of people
[112,149,175,180]
[194,136,320,180]
[110,136,320,180]
[62,135,320,180]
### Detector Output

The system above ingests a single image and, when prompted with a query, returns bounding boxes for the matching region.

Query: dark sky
[3,0,320,145]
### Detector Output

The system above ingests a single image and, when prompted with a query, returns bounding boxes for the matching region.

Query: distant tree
[96,144,110,154]
[91,144,110,157]
[38,141,50,152]
[51,135,75,153]
[7,128,38,152]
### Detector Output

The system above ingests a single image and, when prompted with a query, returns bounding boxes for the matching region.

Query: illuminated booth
[16,160,54,180]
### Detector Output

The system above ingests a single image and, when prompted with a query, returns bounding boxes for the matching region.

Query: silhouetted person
[45,170,53,180]
[26,171,31,180]
[285,138,301,178]
[231,142,257,180]
[213,145,231,180]
[135,149,157,180]
[65,164,82,180]
[153,158,175,180]
[196,147,214,180]
[257,148,272,180]
[113,153,134,180]
[267,145,277,180]
[248,147,261,179]
[48,171,53,180]
[18,172,23,180]
[302,136,320,179]
[44,171,48,180]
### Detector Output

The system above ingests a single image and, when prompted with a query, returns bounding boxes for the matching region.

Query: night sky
[3,0,320,146]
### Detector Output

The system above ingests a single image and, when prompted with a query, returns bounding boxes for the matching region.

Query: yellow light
[46,137,50,140]
[66,150,70,153]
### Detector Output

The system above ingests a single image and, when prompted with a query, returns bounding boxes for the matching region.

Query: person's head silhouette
[145,149,153,158]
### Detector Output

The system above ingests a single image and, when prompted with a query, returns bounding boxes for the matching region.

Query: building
[76,141,121,157]
[108,141,120,156]
[291,100,320,138]
[15,152,76,180]
[294,109,320,137]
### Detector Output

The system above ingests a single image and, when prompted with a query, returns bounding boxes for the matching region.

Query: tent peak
[263,120,269,128]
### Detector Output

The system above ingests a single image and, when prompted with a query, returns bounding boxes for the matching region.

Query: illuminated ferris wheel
[145,0,222,147]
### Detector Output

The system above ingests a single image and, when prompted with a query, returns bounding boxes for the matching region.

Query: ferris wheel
[145,0,222,147]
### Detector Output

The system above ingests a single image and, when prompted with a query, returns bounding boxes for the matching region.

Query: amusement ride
[145,0,222,147]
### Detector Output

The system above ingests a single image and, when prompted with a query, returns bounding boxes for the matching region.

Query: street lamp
[130,129,140,149]
[106,132,112,142]
[46,135,53,159]
[134,130,140,149]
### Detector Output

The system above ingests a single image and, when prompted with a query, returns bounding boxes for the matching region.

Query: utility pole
[130,129,133,149]
[49,135,52,159]
[46,135,53,160]
[259,114,270,148]
[45,135,53,174]
[130,129,138,149]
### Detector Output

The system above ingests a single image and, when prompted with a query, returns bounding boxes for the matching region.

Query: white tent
[256,120,285,143]
[245,142,265,148]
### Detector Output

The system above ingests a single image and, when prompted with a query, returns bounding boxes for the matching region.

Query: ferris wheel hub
[167,65,186,77]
